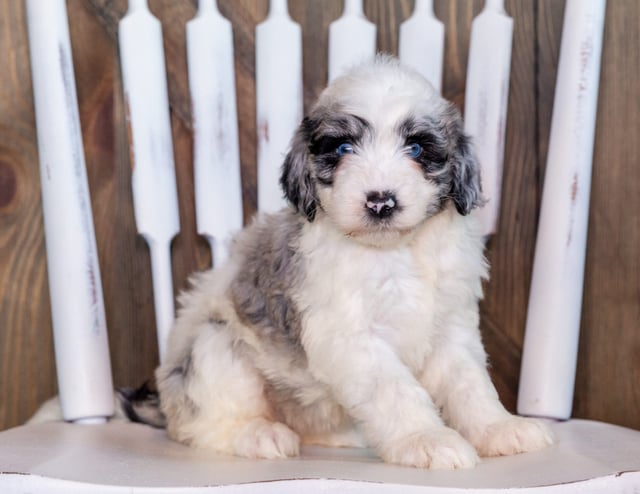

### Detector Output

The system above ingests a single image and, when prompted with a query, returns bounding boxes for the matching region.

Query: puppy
[156,56,554,468]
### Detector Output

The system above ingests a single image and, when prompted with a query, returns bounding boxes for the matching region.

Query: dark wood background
[1,0,639,432]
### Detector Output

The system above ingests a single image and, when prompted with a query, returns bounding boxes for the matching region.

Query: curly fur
[155,56,554,468]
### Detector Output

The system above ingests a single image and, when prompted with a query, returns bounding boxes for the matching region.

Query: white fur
[156,58,554,468]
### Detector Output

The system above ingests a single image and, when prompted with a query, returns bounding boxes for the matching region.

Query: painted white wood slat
[518,0,607,420]
[187,0,243,267]
[255,0,303,214]
[399,0,445,93]
[25,0,114,423]
[118,0,180,362]
[464,0,514,238]
[328,0,377,82]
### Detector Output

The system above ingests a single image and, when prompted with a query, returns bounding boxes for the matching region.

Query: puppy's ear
[451,133,483,215]
[280,118,318,221]
[445,107,484,216]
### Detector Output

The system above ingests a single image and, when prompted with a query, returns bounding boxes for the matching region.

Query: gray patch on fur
[208,313,228,326]
[156,350,200,431]
[281,107,373,221]
[440,104,484,215]
[281,121,318,221]
[399,104,484,217]
[308,111,372,187]
[229,210,308,365]
[117,382,166,429]
[169,352,193,380]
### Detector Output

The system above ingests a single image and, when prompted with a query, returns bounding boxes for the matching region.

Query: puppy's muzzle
[365,191,398,220]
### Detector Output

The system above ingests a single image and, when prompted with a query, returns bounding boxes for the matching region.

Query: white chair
[2,0,639,492]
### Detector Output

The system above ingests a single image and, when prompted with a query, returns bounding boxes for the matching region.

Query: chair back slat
[26,0,114,422]
[255,0,303,214]
[328,0,376,82]
[188,0,243,267]
[464,0,514,237]
[399,0,445,93]
[518,0,607,420]
[118,0,180,362]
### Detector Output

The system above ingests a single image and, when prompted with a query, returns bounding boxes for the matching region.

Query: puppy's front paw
[232,418,300,459]
[380,428,479,469]
[473,416,554,457]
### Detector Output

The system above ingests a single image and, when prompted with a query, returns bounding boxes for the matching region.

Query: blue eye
[336,143,354,156]
[408,143,423,158]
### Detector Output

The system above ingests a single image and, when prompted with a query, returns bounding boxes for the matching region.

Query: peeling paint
[215,93,229,157]
[258,119,270,144]
[59,42,104,334]
[577,30,594,96]
[571,173,579,202]
[567,173,579,247]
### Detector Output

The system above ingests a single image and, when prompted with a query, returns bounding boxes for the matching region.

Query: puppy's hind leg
[156,319,300,459]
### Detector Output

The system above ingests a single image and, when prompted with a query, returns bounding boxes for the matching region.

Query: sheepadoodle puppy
[156,57,554,469]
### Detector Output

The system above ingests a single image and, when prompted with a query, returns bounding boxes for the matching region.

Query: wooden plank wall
[1,0,639,432]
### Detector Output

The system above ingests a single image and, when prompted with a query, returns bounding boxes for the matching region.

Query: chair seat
[1,419,639,493]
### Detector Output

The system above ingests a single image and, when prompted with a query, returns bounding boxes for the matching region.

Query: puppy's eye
[336,143,354,156]
[404,134,448,165]
[408,143,423,158]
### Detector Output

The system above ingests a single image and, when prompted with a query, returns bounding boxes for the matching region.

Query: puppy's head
[281,56,482,246]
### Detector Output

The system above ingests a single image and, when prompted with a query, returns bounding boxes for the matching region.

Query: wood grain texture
[480,0,540,412]
[575,0,640,429]
[0,0,57,431]
[1,0,639,432]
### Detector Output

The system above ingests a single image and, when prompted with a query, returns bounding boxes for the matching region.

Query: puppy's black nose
[365,191,398,219]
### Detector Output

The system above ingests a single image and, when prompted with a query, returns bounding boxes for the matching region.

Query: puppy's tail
[27,382,166,429]
[117,381,166,429]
